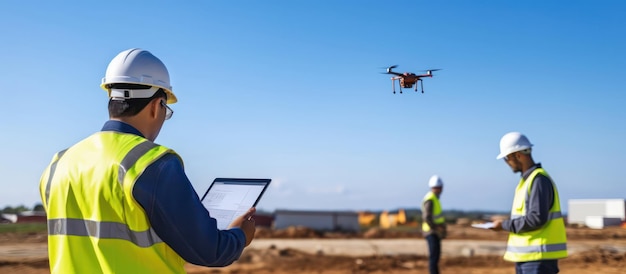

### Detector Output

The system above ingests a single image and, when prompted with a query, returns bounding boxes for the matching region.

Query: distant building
[252,213,274,228]
[17,211,47,223]
[0,211,46,224]
[274,209,360,232]
[568,199,626,228]
[358,211,377,226]
[379,211,389,228]
[0,214,16,223]
[379,209,407,229]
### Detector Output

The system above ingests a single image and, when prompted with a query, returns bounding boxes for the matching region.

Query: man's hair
[107,84,167,118]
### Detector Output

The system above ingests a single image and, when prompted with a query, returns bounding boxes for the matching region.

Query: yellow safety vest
[39,131,186,274]
[503,168,568,262]
[422,192,445,232]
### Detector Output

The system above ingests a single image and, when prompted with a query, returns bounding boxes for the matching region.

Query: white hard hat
[428,175,444,188]
[101,48,177,104]
[496,132,533,159]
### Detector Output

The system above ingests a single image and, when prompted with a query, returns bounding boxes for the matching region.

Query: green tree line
[1,203,44,214]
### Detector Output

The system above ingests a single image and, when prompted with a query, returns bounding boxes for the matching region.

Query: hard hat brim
[496,145,532,160]
[164,90,177,104]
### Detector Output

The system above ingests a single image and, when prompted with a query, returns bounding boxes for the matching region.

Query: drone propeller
[385,65,398,74]
[378,65,400,75]
[423,68,441,76]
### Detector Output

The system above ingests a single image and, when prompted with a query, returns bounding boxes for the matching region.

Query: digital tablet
[471,222,495,229]
[200,178,271,230]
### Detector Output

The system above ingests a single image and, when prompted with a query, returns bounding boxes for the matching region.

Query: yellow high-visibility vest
[503,168,568,262]
[39,131,186,274]
[422,192,445,232]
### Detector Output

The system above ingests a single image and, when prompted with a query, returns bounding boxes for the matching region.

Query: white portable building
[567,199,626,226]
[273,209,360,232]
[584,216,622,229]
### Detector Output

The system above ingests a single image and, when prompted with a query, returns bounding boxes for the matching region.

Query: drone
[383,65,440,94]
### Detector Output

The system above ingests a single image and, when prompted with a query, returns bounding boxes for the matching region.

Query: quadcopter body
[383,65,440,94]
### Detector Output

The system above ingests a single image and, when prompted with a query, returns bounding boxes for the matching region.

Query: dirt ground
[2,224,626,273]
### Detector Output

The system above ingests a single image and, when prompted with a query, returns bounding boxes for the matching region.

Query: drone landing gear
[391,85,404,94]
[415,79,424,93]
[391,79,401,94]
[392,82,403,93]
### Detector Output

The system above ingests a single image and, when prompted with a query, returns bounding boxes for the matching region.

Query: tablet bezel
[199,178,271,208]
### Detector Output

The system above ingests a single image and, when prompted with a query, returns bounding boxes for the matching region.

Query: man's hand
[228,207,256,246]
[490,219,503,231]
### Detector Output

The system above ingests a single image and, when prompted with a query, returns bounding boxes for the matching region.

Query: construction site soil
[2,224,626,273]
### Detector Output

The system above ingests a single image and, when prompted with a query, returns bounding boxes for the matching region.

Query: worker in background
[39,48,256,274]
[491,132,567,274]
[422,175,447,274]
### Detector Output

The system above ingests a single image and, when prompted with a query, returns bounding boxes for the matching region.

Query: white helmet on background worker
[101,48,178,104]
[496,132,533,159]
[428,175,444,188]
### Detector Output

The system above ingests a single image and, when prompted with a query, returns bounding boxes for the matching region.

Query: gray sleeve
[422,200,436,229]
[502,174,554,234]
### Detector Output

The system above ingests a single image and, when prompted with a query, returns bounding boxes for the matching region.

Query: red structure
[252,213,274,228]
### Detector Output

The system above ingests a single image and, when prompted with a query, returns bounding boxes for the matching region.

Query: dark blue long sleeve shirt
[502,163,556,234]
[102,120,246,267]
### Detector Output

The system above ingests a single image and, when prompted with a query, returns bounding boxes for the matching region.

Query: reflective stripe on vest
[503,168,567,262]
[44,149,67,206]
[48,218,163,248]
[118,141,158,187]
[507,243,567,254]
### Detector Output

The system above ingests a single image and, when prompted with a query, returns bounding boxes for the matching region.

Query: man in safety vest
[491,132,567,274]
[422,175,447,274]
[39,48,256,274]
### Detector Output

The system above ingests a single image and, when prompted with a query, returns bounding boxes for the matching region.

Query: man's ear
[149,98,161,119]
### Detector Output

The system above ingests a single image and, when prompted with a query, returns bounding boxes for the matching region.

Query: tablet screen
[200,178,271,230]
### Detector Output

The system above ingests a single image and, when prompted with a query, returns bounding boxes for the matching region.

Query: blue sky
[1,1,624,213]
